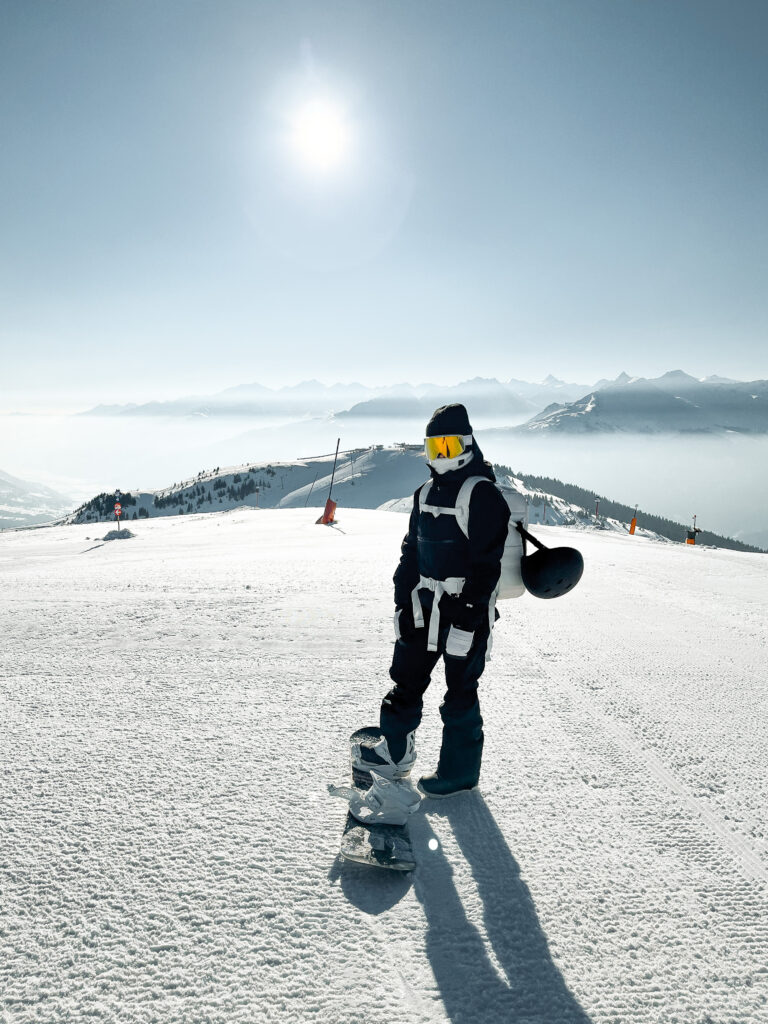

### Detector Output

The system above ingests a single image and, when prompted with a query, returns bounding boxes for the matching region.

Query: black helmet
[516,523,584,599]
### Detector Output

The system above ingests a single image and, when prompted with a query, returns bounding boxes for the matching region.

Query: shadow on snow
[328,852,413,914]
[330,793,594,1022]
[412,793,594,1023]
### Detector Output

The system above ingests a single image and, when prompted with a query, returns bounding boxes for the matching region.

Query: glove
[447,597,485,633]
[394,605,417,642]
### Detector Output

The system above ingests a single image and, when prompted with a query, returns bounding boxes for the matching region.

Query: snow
[2,509,768,1023]
[61,447,430,526]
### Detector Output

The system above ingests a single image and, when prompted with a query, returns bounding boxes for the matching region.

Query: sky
[1,0,767,410]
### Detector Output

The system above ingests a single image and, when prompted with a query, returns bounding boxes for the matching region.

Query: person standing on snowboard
[361,403,510,797]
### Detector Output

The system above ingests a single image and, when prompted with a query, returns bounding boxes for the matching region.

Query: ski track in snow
[1,509,767,1024]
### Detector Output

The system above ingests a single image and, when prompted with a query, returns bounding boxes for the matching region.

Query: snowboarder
[362,403,511,797]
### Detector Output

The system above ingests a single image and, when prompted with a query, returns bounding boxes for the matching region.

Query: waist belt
[411,575,465,652]
[410,574,499,657]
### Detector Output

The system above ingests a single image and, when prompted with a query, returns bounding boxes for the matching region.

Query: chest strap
[418,476,490,537]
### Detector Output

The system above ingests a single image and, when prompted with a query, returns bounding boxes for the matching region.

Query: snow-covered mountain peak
[594,371,634,389]
[658,369,700,386]
[516,371,768,436]
[703,374,737,384]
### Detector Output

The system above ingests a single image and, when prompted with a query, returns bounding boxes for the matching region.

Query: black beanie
[425,403,473,437]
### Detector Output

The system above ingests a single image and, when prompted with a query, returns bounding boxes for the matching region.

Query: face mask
[426,443,474,474]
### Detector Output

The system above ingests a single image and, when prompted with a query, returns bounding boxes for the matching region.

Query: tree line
[494,465,764,554]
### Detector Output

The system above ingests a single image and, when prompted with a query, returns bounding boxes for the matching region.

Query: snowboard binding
[350,727,417,783]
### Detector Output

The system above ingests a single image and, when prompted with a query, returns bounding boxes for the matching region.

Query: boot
[418,708,483,798]
[417,771,478,798]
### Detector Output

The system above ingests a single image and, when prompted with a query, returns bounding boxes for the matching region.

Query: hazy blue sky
[1,0,767,409]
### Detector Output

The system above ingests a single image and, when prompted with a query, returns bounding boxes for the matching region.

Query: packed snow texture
[2,509,767,1023]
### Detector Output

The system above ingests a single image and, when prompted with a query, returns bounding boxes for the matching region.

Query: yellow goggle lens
[425,435,466,460]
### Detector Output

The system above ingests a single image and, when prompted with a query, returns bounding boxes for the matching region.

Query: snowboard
[334,726,417,872]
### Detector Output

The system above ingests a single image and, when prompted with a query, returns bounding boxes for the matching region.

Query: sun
[289,98,351,173]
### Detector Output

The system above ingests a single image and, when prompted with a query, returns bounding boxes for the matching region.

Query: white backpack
[418,476,528,600]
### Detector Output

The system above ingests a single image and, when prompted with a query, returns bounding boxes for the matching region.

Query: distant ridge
[338,378,537,421]
[500,467,765,554]
[78,375,593,422]
[77,371,765,435]
[56,446,764,554]
[516,371,768,435]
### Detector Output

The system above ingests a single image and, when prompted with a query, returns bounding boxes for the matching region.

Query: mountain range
[80,375,593,423]
[79,371,768,436]
[516,371,768,435]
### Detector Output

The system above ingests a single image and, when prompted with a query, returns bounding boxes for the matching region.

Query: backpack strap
[418,479,463,523]
[453,476,492,537]
[417,475,490,536]
[417,481,432,511]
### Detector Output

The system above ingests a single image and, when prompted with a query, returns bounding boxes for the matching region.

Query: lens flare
[290,98,351,172]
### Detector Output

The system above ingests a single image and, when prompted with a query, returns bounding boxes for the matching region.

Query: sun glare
[289,98,351,173]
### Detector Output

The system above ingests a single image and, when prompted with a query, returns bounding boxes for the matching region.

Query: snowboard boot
[418,709,483,799]
[353,730,417,782]
[417,771,478,798]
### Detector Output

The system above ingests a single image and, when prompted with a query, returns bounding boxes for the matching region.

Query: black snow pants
[380,596,488,784]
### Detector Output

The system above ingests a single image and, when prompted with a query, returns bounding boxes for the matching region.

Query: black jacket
[393,443,510,617]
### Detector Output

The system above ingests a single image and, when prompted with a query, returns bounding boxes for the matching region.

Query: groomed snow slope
[2,509,767,1024]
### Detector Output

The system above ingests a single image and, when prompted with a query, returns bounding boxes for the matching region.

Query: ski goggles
[425,434,471,460]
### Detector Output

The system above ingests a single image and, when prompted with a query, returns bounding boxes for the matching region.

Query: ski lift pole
[304,469,320,507]
[317,438,340,525]
[327,438,340,504]
[687,513,699,545]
